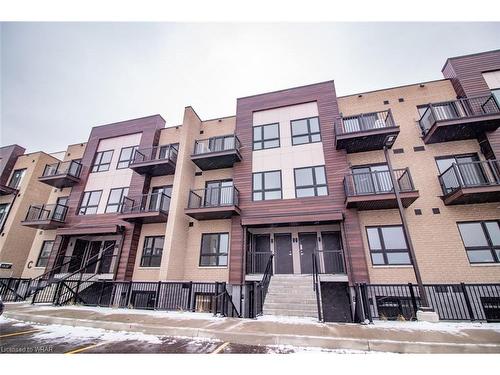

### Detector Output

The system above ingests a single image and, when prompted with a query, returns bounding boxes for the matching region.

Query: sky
[1,22,500,153]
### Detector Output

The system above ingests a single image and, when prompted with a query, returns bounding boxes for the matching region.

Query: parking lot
[0,318,351,354]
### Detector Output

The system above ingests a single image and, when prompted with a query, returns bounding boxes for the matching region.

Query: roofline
[337,78,450,99]
[202,114,236,123]
[237,80,335,101]
[441,49,500,72]
[92,114,166,129]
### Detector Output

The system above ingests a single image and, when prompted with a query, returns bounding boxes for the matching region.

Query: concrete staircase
[263,275,319,318]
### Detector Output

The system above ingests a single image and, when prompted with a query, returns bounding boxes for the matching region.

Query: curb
[4,310,500,354]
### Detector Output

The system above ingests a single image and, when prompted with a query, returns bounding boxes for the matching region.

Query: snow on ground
[255,315,322,325]
[371,320,500,332]
[265,344,373,354]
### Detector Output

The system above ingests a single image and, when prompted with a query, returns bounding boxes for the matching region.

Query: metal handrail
[187,186,239,208]
[344,168,415,196]
[193,135,241,155]
[131,144,178,164]
[313,249,346,274]
[337,109,397,135]
[42,160,82,178]
[438,159,500,195]
[24,203,68,222]
[312,252,323,321]
[256,254,274,316]
[121,192,171,214]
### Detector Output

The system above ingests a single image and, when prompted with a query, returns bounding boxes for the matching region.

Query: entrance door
[299,233,317,274]
[321,232,343,274]
[205,180,233,207]
[84,241,101,273]
[274,233,293,274]
[68,239,87,273]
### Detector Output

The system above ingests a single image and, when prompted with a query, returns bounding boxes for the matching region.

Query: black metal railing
[418,94,500,136]
[24,203,68,223]
[313,250,346,274]
[337,109,397,135]
[42,160,82,178]
[187,186,239,208]
[438,159,500,195]
[312,253,323,321]
[355,283,500,322]
[121,192,171,214]
[253,255,274,317]
[131,144,178,165]
[344,168,415,197]
[193,135,241,155]
[213,282,241,318]
[245,251,273,274]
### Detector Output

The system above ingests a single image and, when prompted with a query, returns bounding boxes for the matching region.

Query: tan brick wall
[338,80,500,284]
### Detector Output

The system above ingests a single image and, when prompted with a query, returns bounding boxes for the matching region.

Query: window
[0,203,10,227]
[291,117,321,145]
[149,186,172,211]
[253,171,282,201]
[352,164,392,195]
[253,123,280,150]
[91,150,113,172]
[199,233,229,266]
[204,180,234,206]
[105,187,129,213]
[117,146,139,169]
[457,221,500,264]
[78,190,102,215]
[36,241,54,268]
[140,236,164,267]
[366,226,411,265]
[435,154,486,194]
[8,169,26,189]
[294,166,328,198]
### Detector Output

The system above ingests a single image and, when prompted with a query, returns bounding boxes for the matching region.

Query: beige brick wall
[338,80,500,284]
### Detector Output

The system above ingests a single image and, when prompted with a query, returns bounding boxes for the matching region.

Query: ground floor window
[366,226,411,265]
[199,233,229,266]
[457,221,500,263]
[36,240,54,267]
[140,236,164,267]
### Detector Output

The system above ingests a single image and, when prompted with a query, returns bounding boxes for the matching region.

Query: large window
[0,203,10,227]
[291,117,321,145]
[140,236,164,267]
[117,146,139,169]
[105,187,129,213]
[457,221,500,264]
[366,226,411,266]
[294,166,328,198]
[199,233,229,267]
[8,169,26,189]
[91,150,114,172]
[253,170,282,201]
[36,240,54,268]
[253,123,280,150]
[78,190,102,215]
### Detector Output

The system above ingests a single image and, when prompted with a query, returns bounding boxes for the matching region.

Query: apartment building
[3,48,499,322]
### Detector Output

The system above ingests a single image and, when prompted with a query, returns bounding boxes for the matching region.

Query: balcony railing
[24,203,68,223]
[42,160,82,178]
[336,109,397,135]
[131,145,178,164]
[438,159,500,195]
[344,168,415,196]
[121,192,171,214]
[418,95,500,136]
[187,186,239,208]
[193,135,241,155]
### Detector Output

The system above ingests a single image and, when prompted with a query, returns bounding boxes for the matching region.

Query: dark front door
[321,232,344,274]
[253,234,271,274]
[84,241,101,273]
[274,233,293,274]
[68,239,87,273]
[299,233,317,274]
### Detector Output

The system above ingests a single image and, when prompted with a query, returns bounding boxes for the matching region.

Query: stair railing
[255,254,274,316]
[213,282,241,318]
[312,253,323,321]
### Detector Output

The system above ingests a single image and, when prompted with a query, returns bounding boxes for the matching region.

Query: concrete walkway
[3,302,500,353]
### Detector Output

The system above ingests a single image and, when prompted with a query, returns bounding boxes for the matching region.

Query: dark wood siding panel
[0,145,25,186]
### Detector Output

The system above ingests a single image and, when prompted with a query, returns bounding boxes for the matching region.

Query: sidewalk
[3,302,500,353]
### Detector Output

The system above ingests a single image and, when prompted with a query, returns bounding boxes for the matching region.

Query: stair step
[263,309,318,318]
[264,302,317,310]
[265,297,317,304]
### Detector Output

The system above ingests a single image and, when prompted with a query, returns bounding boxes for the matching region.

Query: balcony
[119,192,170,223]
[335,110,399,153]
[438,159,500,205]
[418,95,500,144]
[344,168,419,210]
[129,145,177,176]
[38,160,82,188]
[21,203,68,229]
[191,135,242,170]
[185,186,240,220]
[0,183,17,196]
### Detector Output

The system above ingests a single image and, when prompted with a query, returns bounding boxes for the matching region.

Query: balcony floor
[129,159,176,176]
[423,114,500,144]
[0,184,17,196]
[184,205,240,220]
[442,185,500,205]
[336,127,400,153]
[345,191,420,210]
[21,219,66,230]
[191,150,242,170]
[119,210,169,224]
[38,174,80,188]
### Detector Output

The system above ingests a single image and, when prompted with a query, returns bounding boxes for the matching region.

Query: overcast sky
[1,22,500,153]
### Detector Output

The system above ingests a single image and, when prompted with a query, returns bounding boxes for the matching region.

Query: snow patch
[265,344,372,354]
[255,315,322,325]
[370,320,500,332]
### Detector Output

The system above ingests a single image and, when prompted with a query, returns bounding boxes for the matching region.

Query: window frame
[105,187,129,213]
[293,165,328,198]
[252,170,283,201]
[252,123,280,151]
[36,240,54,268]
[366,225,412,266]
[199,233,229,267]
[78,190,103,215]
[140,236,165,267]
[457,220,500,264]
[290,116,322,146]
[91,150,114,173]
[117,145,139,169]
[0,203,10,227]
[8,168,26,189]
